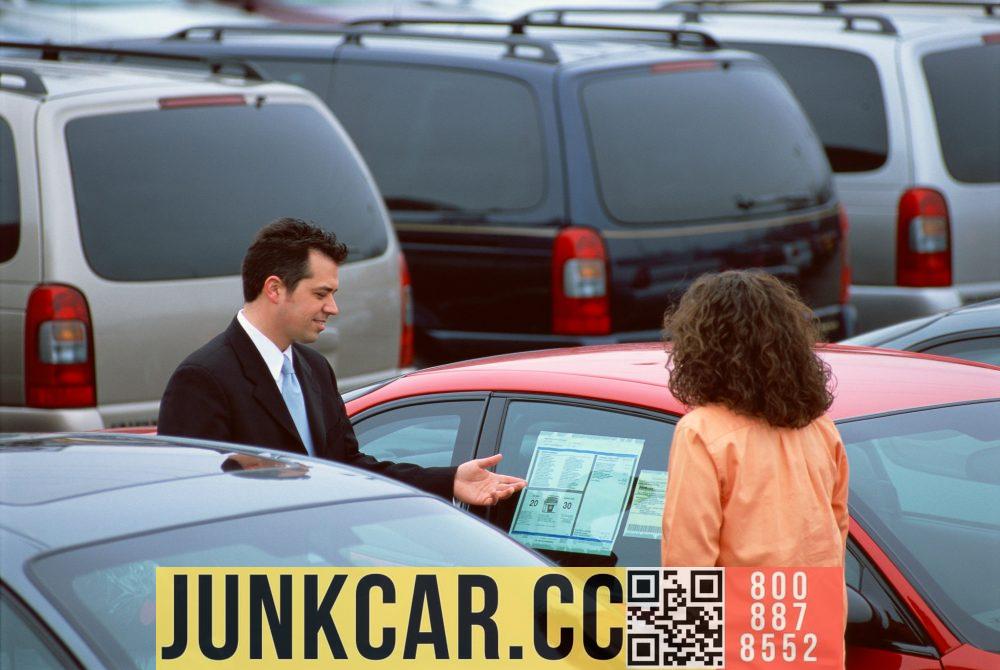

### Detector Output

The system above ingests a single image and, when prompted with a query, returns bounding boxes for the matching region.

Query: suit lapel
[293,345,326,454]
[224,318,303,449]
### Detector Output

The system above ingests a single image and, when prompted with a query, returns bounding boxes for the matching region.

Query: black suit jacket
[158,318,457,499]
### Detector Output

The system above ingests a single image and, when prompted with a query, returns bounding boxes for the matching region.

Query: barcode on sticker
[627,524,661,535]
[626,568,724,668]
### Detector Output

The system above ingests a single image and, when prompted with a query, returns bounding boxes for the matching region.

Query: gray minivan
[0,47,411,431]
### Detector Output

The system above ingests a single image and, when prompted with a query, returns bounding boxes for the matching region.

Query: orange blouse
[661,404,849,568]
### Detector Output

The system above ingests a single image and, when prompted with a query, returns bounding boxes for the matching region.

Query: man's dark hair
[242,218,349,301]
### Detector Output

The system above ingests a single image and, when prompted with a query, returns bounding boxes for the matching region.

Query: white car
[0,0,266,43]
[500,1,1000,333]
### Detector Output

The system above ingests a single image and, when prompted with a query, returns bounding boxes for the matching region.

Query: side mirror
[846,585,883,646]
[847,585,874,625]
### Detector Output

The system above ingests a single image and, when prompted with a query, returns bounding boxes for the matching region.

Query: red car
[345,343,1000,669]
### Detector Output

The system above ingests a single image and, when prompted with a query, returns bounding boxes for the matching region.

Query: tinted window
[840,401,1000,652]
[492,400,676,567]
[582,61,832,224]
[31,497,543,670]
[354,399,485,467]
[921,335,1000,367]
[730,43,888,173]
[66,104,387,281]
[923,43,1000,183]
[0,117,18,263]
[0,590,77,669]
[328,62,546,212]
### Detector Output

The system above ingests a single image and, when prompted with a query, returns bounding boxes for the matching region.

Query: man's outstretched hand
[453,454,526,506]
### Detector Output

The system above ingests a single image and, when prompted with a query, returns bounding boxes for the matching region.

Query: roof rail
[663,0,998,18]
[166,23,562,63]
[346,16,721,49]
[519,4,898,35]
[0,65,47,95]
[0,41,265,80]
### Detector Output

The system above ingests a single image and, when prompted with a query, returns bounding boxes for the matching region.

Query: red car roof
[348,343,1000,420]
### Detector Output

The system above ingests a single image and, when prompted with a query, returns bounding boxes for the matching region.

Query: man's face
[277,249,340,345]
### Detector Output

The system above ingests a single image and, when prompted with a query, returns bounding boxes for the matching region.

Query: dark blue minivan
[108,19,854,362]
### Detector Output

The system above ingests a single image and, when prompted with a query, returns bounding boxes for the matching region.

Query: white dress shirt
[236,309,293,388]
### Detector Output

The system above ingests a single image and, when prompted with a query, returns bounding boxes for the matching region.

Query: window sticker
[622,470,669,540]
[509,431,643,555]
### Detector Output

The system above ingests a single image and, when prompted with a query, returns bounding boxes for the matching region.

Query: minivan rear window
[923,43,1000,184]
[66,104,387,281]
[327,62,546,213]
[728,43,888,173]
[0,117,18,263]
[581,61,832,225]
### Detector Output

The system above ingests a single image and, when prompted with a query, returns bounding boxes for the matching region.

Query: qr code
[626,568,725,668]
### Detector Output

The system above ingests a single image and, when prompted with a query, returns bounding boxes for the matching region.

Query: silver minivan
[0,49,411,431]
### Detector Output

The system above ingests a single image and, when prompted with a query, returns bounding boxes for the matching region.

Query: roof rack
[0,41,265,80]
[0,65,47,95]
[167,24,562,63]
[345,17,721,49]
[663,1,998,18]
[518,4,898,35]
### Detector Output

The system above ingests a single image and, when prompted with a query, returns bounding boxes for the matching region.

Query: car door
[350,393,487,468]
[476,394,678,567]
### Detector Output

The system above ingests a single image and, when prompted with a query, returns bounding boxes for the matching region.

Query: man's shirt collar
[237,309,292,387]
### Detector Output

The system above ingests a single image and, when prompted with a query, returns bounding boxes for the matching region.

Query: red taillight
[838,204,852,304]
[24,284,96,408]
[983,33,1000,44]
[399,254,414,368]
[158,95,246,109]
[896,188,951,287]
[552,227,610,335]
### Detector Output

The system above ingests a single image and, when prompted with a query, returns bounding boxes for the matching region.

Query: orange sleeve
[661,424,723,567]
[831,435,850,552]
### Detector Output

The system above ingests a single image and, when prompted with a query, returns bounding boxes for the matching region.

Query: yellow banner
[156,567,845,669]
[156,568,627,669]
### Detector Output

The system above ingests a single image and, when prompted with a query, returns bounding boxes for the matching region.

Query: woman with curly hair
[660,270,849,568]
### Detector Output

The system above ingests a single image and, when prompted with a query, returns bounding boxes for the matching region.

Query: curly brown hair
[664,270,834,428]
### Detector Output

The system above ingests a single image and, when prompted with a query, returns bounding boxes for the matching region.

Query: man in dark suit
[159,218,524,505]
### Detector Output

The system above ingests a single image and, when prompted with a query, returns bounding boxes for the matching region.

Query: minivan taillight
[838,204,852,304]
[552,227,610,335]
[25,284,96,408]
[399,254,414,368]
[896,188,951,287]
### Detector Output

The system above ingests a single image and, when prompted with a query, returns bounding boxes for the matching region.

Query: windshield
[839,400,1000,652]
[31,496,544,670]
[580,60,832,224]
[66,103,387,281]
[838,315,938,347]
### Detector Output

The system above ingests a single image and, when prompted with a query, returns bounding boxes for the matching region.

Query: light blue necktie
[280,356,315,456]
